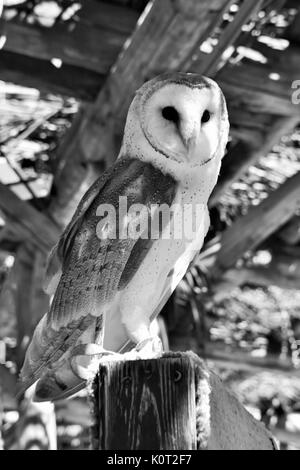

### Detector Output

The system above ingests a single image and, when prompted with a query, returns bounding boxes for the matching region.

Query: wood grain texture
[94,353,197,450]
[207,370,275,450]
[91,352,275,450]
[213,38,300,116]
[217,63,300,117]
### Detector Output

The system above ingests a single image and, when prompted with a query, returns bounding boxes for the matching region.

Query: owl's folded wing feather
[19,158,177,401]
[43,164,117,296]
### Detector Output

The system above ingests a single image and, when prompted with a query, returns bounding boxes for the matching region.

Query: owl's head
[123,72,229,170]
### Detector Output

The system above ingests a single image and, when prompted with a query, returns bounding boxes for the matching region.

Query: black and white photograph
[0,0,299,453]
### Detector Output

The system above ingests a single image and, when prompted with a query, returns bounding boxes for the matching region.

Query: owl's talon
[70,343,122,380]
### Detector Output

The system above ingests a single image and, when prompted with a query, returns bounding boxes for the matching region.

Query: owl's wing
[19,158,177,400]
[44,164,116,296]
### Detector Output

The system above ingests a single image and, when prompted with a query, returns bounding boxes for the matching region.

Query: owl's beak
[178,119,198,159]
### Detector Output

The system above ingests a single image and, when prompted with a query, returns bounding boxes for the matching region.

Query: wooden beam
[47,0,231,227]
[201,242,300,292]
[217,49,300,117]
[219,82,297,118]
[209,36,300,114]
[50,163,102,228]
[0,183,60,253]
[210,115,299,206]
[0,10,132,74]
[285,8,300,44]
[227,108,273,145]
[235,243,300,290]
[190,0,264,76]
[204,349,300,378]
[86,0,234,164]
[212,171,300,274]
[277,216,300,245]
[56,0,231,167]
[170,338,300,378]
[0,50,104,101]
[48,107,104,227]
[220,264,300,291]
[75,0,141,35]
[0,225,23,252]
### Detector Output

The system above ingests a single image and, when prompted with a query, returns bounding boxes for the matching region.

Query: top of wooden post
[90,352,276,450]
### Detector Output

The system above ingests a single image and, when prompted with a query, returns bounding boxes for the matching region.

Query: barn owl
[19,73,229,402]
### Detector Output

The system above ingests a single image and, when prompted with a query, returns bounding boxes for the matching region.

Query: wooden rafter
[218,242,300,290]
[171,338,300,377]
[0,183,60,253]
[0,6,134,75]
[76,0,235,164]
[0,50,105,101]
[212,171,300,275]
[285,6,300,44]
[205,348,300,377]
[216,44,300,117]
[46,0,233,227]
[210,115,300,207]
[220,265,300,291]
[190,0,264,76]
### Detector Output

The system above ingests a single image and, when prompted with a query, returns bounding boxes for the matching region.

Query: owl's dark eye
[162,106,180,125]
[201,110,211,124]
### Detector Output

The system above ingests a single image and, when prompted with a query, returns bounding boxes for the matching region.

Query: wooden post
[92,353,197,450]
[0,384,3,451]
[91,352,276,450]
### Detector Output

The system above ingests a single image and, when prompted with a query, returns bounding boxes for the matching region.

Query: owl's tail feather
[17,315,99,402]
[33,339,137,402]
[33,344,121,402]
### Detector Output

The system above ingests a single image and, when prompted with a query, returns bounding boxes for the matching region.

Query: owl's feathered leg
[119,318,163,361]
[134,336,163,358]
[119,302,164,358]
